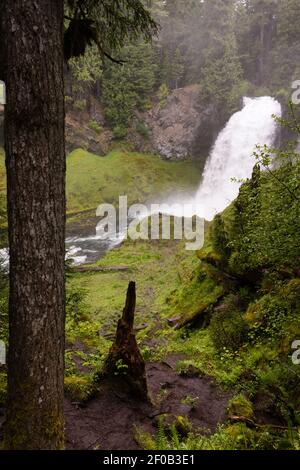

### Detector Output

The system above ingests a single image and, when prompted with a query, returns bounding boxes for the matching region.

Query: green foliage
[157,83,169,108]
[64,374,97,402]
[181,395,199,410]
[226,143,300,275]
[114,359,129,376]
[66,148,199,215]
[210,295,249,353]
[245,280,300,346]
[65,283,103,348]
[88,120,103,134]
[136,121,150,139]
[69,45,103,84]
[136,421,292,451]
[64,0,300,136]
[113,125,128,140]
[156,106,300,450]
[102,42,157,129]
[228,394,254,420]
[66,285,89,323]
[64,0,157,61]
[65,95,73,105]
[210,214,231,262]
[73,99,87,111]
[199,1,244,121]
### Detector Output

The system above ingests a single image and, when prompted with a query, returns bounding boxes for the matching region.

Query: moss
[0,146,200,228]
[3,389,64,450]
[175,416,192,436]
[155,414,192,438]
[227,394,254,420]
[244,280,300,345]
[64,374,98,402]
[134,426,156,450]
[66,148,200,215]
[0,369,7,406]
[88,120,103,134]
[281,279,300,307]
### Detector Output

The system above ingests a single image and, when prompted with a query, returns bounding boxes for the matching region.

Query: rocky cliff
[65,97,113,156]
[144,84,216,164]
[64,84,218,162]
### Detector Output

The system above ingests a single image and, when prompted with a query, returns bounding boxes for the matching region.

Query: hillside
[66,148,200,216]
[60,140,300,450]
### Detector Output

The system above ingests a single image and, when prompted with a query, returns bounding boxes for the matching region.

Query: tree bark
[0,0,65,449]
[103,282,149,401]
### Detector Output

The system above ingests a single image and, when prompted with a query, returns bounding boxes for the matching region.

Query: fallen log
[71,265,130,273]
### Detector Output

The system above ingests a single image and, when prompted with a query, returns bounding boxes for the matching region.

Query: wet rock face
[63,84,219,161]
[145,84,216,162]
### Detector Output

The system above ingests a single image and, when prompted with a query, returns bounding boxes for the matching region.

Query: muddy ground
[65,357,230,450]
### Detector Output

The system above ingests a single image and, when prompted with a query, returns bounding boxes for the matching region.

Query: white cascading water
[194,96,281,220]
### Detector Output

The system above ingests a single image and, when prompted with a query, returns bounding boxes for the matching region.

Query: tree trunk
[103,282,149,401]
[0,1,65,449]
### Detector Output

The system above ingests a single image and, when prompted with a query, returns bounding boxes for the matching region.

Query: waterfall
[195,96,281,220]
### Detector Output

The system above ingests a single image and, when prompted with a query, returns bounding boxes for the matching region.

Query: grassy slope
[65,159,300,449]
[0,146,201,220]
[66,237,199,345]
[66,148,200,215]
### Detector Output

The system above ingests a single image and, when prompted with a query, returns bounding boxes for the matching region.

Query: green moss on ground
[66,148,200,215]
[0,146,201,229]
[64,374,98,403]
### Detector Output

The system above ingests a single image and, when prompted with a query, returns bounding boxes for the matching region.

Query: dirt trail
[65,357,230,450]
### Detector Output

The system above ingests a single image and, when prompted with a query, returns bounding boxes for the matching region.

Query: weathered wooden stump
[102,281,149,401]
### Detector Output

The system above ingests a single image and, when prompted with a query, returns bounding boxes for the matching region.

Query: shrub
[113,125,128,139]
[211,214,231,263]
[158,83,169,108]
[227,394,254,420]
[64,374,97,402]
[74,99,87,111]
[210,295,249,352]
[136,121,151,139]
[245,286,298,345]
[88,120,103,134]
[66,285,89,323]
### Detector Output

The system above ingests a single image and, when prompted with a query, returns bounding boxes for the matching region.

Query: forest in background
[66,0,300,139]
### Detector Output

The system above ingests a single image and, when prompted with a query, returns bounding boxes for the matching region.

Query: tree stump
[102,281,149,401]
